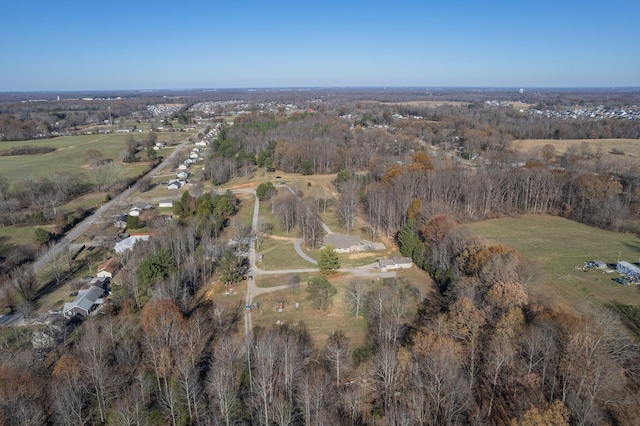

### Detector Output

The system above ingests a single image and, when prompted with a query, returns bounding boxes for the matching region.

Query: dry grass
[365,100,468,108]
[251,272,369,348]
[512,138,640,158]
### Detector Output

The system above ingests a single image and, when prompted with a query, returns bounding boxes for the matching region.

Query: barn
[616,261,640,280]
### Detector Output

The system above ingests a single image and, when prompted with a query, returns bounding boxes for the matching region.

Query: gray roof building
[63,286,105,318]
[322,234,361,252]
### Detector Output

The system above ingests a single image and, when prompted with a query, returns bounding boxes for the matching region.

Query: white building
[617,261,640,280]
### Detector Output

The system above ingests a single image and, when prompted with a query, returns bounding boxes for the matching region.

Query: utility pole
[108,106,112,127]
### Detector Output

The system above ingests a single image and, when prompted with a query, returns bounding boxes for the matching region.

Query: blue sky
[1,0,638,91]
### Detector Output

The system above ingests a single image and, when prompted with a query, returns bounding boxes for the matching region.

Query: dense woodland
[1,89,640,425]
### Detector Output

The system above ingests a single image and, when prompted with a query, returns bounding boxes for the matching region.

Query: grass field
[259,238,317,270]
[251,272,371,348]
[255,273,312,288]
[512,138,640,158]
[0,225,39,261]
[466,214,640,308]
[0,132,182,182]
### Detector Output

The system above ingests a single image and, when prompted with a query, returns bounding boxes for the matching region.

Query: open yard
[466,214,640,309]
[251,272,371,348]
[259,238,317,270]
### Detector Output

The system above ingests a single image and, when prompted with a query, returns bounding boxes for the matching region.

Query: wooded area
[1,88,640,425]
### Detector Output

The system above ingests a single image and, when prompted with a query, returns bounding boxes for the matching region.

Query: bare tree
[79,321,118,423]
[336,178,359,234]
[10,264,38,302]
[51,355,89,426]
[44,241,72,286]
[485,336,514,419]
[287,274,301,292]
[325,331,350,387]
[208,337,242,426]
[346,279,368,318]
[252,329,278,425]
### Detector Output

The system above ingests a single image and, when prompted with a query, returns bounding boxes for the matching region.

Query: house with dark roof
[63,286,106,318]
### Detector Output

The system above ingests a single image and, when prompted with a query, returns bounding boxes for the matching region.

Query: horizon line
[2,85,640,94]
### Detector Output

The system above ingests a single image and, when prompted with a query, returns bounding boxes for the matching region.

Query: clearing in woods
[512,138,640,158]
[466,214,640,309]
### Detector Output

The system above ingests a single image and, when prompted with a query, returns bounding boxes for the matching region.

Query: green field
[466,214,640,308]
[256,273,312,289]
[0,132,180,182]
[259,238,317,270]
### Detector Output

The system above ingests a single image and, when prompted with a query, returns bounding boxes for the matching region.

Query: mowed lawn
[466,215,640,308]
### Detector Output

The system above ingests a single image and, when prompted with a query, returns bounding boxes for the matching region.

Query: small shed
[593,260,607,269]
[97,258,120,279]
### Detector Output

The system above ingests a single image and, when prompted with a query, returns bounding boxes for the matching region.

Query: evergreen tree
[318,245,340,274]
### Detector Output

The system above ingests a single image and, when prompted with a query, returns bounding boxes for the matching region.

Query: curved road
[241,187,396,336]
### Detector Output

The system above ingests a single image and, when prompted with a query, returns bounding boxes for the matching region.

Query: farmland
[512,138,640,158]
[0,131,185,181]
[466,214,640,308]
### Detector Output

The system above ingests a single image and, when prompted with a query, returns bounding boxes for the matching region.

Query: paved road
[241,186,396,337]
[293,239,318,264]
[33,137,192,273]
[0,137,193,327]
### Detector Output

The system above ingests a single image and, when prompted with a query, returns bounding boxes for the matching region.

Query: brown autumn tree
[458,244,514,276]
[446,296,486,390]
[511,400,569,426]
[382,163,403,184]
[406,198,422,221]
[408,151,434,172]
[485,281,528,314]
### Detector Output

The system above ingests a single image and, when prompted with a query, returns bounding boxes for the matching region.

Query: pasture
[466,214,640,308]
[512,138,640,158]
[0,132,179,182]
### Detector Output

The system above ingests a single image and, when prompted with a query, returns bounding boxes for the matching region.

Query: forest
[0,88,640,425]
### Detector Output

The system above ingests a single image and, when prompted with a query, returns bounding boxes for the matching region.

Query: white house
[96,258,120,279]
[168,179,183,190]
[176,171,189,180]
[378,257,413,272]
